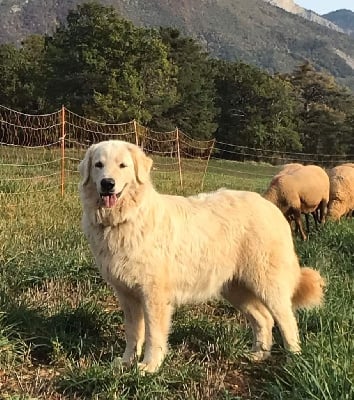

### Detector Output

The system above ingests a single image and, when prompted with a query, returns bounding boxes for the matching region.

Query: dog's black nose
[101,178,115,192]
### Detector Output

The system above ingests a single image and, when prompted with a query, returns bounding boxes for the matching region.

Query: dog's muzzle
[101,178,115,192]
[100,178,126,208]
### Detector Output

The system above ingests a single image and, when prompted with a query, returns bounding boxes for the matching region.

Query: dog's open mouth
[100,193,118,208]
[100,185,127,208]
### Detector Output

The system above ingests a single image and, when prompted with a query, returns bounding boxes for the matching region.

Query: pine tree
[45,2,177,123]
[214,61,301,155]
[156,28,218,139]
[283,62,354,158]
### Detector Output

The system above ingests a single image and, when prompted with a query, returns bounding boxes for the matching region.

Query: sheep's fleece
[79,140,325,373]
[327,164,354,220]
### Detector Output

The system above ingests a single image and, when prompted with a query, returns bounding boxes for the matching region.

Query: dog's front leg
[115,290,145,366]
[139,293,173,373]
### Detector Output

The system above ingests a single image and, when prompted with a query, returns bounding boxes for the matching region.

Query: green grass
[0,156,352,399]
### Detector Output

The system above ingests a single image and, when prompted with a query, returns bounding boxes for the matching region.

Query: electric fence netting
[205,141,353,193]
[0,106,63,197]
[1,105,353,200]
[0,106,217,198]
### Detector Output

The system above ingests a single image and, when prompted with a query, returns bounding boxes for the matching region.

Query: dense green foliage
[0,2,353,156]
[0,35,46,113]
[281,62,354,157]
[214,61,302,152]
[45,3,177,124]
[156,28,218,138]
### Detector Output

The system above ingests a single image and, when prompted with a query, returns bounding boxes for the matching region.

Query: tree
[283,62,354,157]
[0,43,22,108]
[0,35,46,113]
[45,2,177,123]
[156,28,218,139]
[17,35,47,113]
[214,61,301,156]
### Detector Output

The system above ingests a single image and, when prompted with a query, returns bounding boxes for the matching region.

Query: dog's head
[79,140,153,208]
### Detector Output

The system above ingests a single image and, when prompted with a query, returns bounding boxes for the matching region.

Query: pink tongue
[102,194,118,208]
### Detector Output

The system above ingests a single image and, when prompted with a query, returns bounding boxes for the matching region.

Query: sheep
[273,163,324,233]
[277,163,324,233]
[278,163,304,174]
[264,165,330,241]
[346,210,354,218]
[275,163,320,232]
[340,164,354,217]
[327,165,354,221]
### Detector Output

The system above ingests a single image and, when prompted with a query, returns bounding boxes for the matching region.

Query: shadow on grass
[169,309,252,365]
[0,290,125,365]
[2,257,101,293]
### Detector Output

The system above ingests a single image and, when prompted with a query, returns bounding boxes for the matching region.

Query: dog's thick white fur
[79,140,325,373]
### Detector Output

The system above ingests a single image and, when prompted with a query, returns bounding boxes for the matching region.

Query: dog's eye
[119,163,127,169]
[95,161,103,168]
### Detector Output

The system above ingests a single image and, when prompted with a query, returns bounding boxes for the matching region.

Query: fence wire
[0,106,216,197]
[1,105,353,198]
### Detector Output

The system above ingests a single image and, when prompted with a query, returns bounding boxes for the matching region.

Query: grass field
[0,157,353,399]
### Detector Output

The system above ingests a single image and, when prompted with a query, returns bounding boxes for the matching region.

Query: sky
[295,0,354,15]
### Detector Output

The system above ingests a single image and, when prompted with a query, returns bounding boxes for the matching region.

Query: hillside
[263,0,344,33]
[1,0,354,89]
[323,9,354,37]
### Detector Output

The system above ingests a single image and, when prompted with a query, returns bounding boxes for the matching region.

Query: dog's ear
[129,144,153,184]
[79,145,95,186]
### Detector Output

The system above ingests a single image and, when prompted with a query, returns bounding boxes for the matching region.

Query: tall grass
[0,158,352,399]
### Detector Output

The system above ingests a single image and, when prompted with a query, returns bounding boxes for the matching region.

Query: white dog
[79,140,325,373]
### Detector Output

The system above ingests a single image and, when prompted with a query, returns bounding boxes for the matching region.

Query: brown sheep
[276,163,320,232]
[278,163,323,231]
[327,165,354,221]
[278,163,304,174]
[264,165,330,241]
[340,164,354,217]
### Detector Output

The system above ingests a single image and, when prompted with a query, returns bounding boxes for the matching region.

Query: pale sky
[296,0,354,15]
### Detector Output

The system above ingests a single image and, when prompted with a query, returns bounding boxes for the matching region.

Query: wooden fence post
[176,127,183,189]
[201,138,216,190]
[133,119,139,146]
[60,105,66,197]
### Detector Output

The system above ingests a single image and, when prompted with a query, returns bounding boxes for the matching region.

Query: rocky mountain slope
[1,0,354,90]
[324,9,354,37]
[263,0,344,33]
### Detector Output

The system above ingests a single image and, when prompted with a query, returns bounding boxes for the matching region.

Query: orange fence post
[201,138,216,190]
[60,105,66,197]
[176,127,183,189]
[133,119,139,146]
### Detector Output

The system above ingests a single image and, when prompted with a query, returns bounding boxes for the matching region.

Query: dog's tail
[292,267,325,309]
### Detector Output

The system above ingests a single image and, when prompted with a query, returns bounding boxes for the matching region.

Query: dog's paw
[112,357,130,372]
[137,361,160,374]
[249,350,271,362]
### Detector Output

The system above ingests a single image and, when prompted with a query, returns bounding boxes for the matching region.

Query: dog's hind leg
[115,291,145,366]
[222,282,274,361]
[259,286,301,354]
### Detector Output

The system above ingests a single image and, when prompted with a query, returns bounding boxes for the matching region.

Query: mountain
[1,0,354,90]
[323,9,354,37]
[263,0,344,33]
